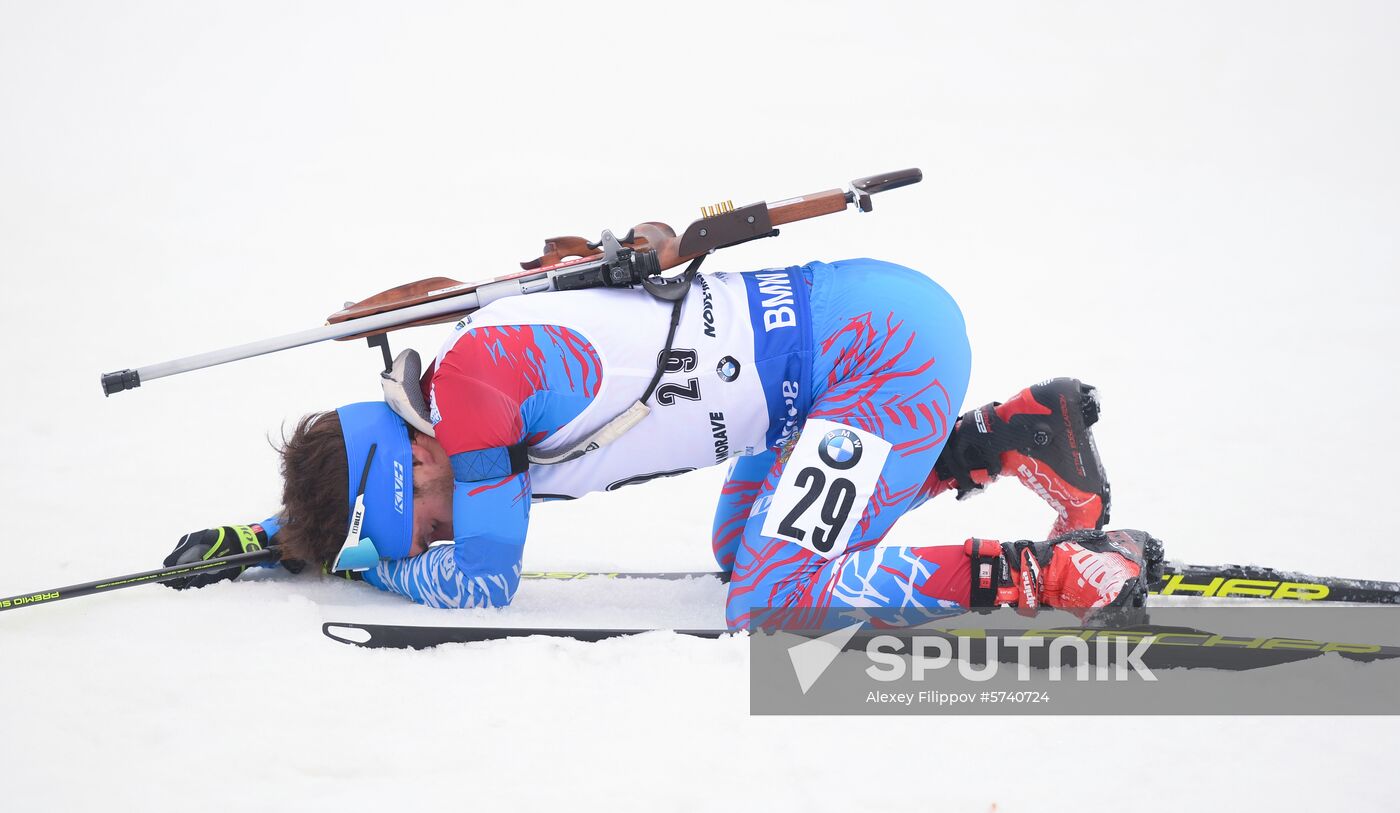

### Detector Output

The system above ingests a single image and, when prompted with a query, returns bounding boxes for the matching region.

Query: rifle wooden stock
[328,272,509,332]
[767,188,849,226]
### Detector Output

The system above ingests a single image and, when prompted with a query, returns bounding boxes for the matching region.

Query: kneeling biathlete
[163,258,1162,629]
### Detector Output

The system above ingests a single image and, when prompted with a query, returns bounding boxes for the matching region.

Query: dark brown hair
[276,411,350,567]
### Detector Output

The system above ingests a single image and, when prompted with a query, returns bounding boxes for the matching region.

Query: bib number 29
[760,419,891,560]
[777,468,856,554]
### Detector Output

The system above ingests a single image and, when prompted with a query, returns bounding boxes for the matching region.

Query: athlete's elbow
[455,565,521,609]
[492,566,522,607]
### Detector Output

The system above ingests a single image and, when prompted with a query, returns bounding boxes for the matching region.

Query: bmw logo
[817,428,863,470]
[717,356,741,382]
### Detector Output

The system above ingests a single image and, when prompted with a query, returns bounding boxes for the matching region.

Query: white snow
[3,1,1399,810]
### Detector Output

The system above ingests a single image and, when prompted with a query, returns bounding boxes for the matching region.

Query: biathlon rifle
[100,168,923,395]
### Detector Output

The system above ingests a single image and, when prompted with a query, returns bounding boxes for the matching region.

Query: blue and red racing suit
[268,258,975,628]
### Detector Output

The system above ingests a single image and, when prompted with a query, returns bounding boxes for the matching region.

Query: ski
[521,570,726,582]
[1154,561,1400,604]
[10,556,1382,616]
[321,620,1400,670]
[323,622,730,648]
[517,563,1400,604]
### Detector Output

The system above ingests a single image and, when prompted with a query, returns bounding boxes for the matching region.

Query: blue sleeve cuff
[450,445,529,482]
[248,515,283,569]
[356,474,531,608]
[258,515,282,540]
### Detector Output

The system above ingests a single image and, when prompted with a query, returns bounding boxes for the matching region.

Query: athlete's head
[275,404,454,569]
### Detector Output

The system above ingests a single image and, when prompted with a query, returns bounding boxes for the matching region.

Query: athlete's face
[409,434,454,556]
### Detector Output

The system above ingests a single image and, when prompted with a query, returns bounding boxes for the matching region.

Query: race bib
[759,419,892,560]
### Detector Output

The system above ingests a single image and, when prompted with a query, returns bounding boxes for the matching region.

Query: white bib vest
[436,270,799,499]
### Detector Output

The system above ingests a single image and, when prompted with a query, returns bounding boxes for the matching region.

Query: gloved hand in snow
[161,524,270,590]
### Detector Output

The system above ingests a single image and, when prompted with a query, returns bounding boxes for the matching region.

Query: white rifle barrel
[100,288,484,396]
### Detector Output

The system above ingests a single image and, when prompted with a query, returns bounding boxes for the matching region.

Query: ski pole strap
[450,443,531,483]
[637,257,701,404]
[476,256,706,474]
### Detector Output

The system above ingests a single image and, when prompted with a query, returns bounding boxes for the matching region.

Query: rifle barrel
[100,288,484,396]
[100,170,924,397]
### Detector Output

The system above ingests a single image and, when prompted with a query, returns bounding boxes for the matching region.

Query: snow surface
[3,1,1399,810]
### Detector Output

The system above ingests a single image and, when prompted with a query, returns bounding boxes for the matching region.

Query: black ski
[518,563,1400,604]
[1154,561,1400,604]
[323,622,730,648]
[322,620,1400,670]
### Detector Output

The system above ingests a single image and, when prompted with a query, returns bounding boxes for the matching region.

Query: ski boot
[964,528,1164,620]
[934,377,1111,537]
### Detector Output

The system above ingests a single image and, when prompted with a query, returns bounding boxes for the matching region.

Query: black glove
[162,525,270,590]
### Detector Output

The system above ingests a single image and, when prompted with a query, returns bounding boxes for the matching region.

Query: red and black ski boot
[934,377,1111,537]
[964,528,1164,621]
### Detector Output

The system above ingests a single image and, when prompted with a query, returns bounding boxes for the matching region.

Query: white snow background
[2,1,1398,810]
